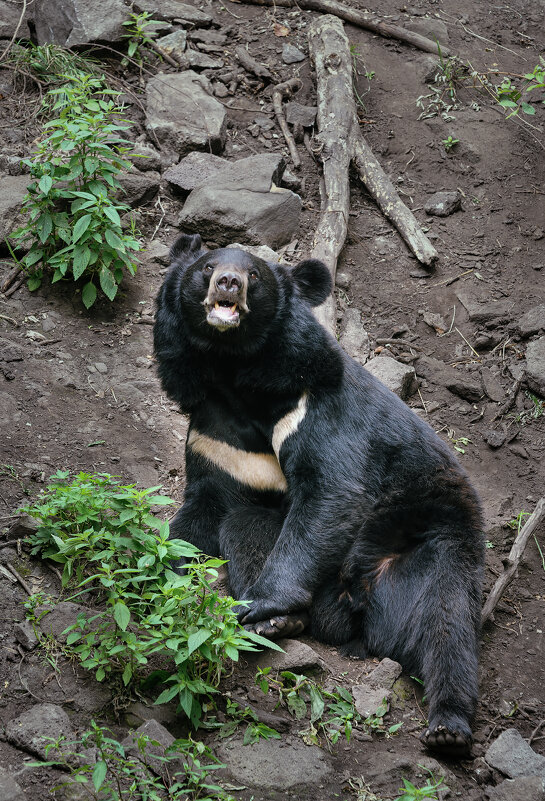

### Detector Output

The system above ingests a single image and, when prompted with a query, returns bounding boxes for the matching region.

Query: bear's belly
[187,429,287,492]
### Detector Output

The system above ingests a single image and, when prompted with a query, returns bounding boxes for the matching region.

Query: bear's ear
[291,259,332,307]
[169,233,206,266]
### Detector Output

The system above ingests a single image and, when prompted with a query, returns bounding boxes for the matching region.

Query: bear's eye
[249,270,259,281]
[202,264,213,275]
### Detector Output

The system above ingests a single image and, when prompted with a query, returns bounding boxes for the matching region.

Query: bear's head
[167,233,332,351]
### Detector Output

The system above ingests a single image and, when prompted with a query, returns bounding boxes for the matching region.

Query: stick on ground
[481,497,545,627]
[230,0,448,55]
[272,78,303,169]
[308,15,438,333]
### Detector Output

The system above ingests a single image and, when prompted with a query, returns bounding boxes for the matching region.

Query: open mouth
[206,299,241,329]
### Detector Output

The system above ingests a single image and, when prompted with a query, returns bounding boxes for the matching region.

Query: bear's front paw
[244,612,310,640]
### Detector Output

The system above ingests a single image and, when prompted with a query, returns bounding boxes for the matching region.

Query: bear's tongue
[214,301,238,321]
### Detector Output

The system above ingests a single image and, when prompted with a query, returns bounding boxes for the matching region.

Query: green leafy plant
[122,11,161,67]
[447,429,471,454]
[33,721,235,800]
[510,391,545,425]
[207,697,281,745]
[496,58,545,117]
[442,134,459,151]
[21,471,280,728]
[10,72,140,308]
[507,510,531,534]
[256,668,364,747]
[394,767,446,801]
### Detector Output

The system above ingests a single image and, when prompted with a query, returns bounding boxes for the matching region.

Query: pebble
[282,43,306,64]
[424,190,462,217]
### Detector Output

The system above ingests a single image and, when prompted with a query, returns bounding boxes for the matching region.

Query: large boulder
[177,153,301,249]
[132,0,213,26]
[0,2,31,39]
[33,0,127,46]
[145,71,227,158]
[0,175,29,241]
[526,336,545,397]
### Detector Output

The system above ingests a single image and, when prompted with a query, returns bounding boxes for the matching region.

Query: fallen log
[308,15,438,333]
[230,0,448,56]
[481,497,545,627]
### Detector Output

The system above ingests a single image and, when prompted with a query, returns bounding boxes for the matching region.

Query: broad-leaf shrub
[22,472,279,727]
[11,72,140,308]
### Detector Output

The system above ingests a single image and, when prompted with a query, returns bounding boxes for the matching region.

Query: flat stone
[155,29,187,59]
[488,775,545,801]
[366,658,403,690]
[164,151,228,194]
[339,308,371,365]
[365,356,417,400]
[141,239,171,265]
[526,336,545,397]
[218,735,332,790]
[481,367,504,402]
[34,0,126,46]
[0,175,29,241]
[285,101,317,128]
[5,703,73,760]
[254,639,325,673]
[416,355,482,402]
[132,0,212,26]
[181,49,224,70]
[122,719,180,779]
[145,71,226,158]
[226,243,282,263]
[117,170,160,207]
[282,43,306,64]
[518,304,545,338]
[422,310,448,335]
[0,768,26,801]
[353,685,391,719]
[424,190,461,216]
[364,752,455,789]
[456,288,513,323]
[39,602,91,643]
[485,728,545,778]
[188,29,227,46]
[14,620,38,651]
[178,153,302,249]
[405,17,449,43]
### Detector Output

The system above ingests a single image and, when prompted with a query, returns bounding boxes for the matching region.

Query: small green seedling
[209,698,281,745]
[442,135,459,151]
[395,766,446,801]
[447,429,471,454]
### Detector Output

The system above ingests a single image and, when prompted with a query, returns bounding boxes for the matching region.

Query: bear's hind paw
[420,724,472,758]
[244,612,310,640]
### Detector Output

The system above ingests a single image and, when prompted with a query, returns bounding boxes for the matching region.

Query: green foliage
[507,510,531,534]
[257,669,363,747]
[10,72,140,307]
[394,767,446,801]
[207,698,282,745]
[496,58,545,117]
[447,429,471,455]
[21,471,280,728]
[122,11,160,67]
[442,134,459,151]
[34,721,235,800]
[510,391,545,425]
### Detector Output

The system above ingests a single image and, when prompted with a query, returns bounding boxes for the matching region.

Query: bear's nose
[215,271,242,292]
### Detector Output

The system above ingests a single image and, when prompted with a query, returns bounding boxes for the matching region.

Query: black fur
[154,234,484,756]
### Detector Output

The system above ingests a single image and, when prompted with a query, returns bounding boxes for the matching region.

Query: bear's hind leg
[360,538,482,757]
[219,505,309,639]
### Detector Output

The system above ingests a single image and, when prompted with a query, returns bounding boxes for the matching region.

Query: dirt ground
[0,1,544,799]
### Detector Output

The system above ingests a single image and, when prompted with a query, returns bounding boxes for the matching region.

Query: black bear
[154,233,484,758]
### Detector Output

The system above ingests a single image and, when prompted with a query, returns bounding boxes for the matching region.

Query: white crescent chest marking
[187,429,287,492]
[272,393,308,460]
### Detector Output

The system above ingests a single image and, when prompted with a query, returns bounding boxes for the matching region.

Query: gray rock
[155,28,187,60]
[335,271,352,289]
[129,142,162,172]
[424,190,461,216]
[117,170,160,207]
[365,752,455,789]
[188,29,227,46]
[422,310,448,334]
[0,768,26,801]
[218,735,332,790]
[178,153,302,249]
[254,638,325,673]
[122,720,180,779]
[285,101,317,128]
[164,151,228,194]
[0,2,30,39]
[180,49,224,70]
[365,356,417,400]
[518,304,545,338]
[405,17,449,43]
[0,153,29,175]
[141,239,171,265]
[416,355,482,402]
[488,775,545,801]
[133,0,212,26]
[282,43,306,64]
[456,288,513,323]
[34,0,126,45]
[526,337,545,397]
[14,620,38,651]
[366,658,403,690]
[39,602,91,643]
[145,71,227,158]
[484,430,507,449]
[339,308,371,365]
[353,685,391,719]
[0,175,29,241]
[485,728,545,778]
[481,367,504,402]
[5,703,73,760]
[226,243,282,263]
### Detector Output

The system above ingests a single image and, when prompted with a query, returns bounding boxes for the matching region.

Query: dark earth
[0,0,544,799]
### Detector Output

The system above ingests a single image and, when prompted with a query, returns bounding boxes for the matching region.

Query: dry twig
[6,561,33,596]
[272,78,302,168]
[481,498,545,627]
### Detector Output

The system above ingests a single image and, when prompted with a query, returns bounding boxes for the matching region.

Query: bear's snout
[215,271,242,292]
